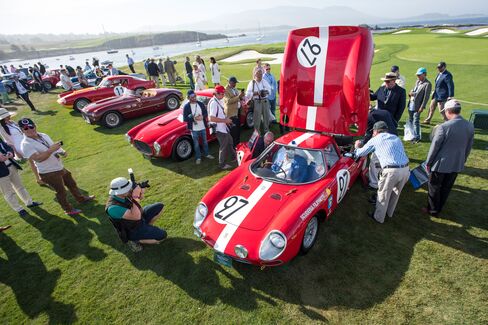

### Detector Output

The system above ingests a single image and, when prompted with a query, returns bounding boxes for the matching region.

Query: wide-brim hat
[109,177,133,195]
[0,108,16,120]
[381,72,398,81]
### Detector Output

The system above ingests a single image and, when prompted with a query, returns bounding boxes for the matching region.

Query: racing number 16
[215,196,249,221]
[299,39,322,66]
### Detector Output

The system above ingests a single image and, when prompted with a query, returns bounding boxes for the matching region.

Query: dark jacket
[432,70,454,102]
[105,196,142,243]
[183,101,208,131]
[0,139,21,178]
[39,64,46,75]
[371,84,406,125]
[364,109,398,144]
[185,61,192,74]
[147,62,160,76]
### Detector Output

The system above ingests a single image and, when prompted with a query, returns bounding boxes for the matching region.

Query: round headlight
[193,203,208,229]
[269,233,286,249]
[153,141,161,155]
[124,133,132,143]
[259,230,287,261]
[234,245,248,258]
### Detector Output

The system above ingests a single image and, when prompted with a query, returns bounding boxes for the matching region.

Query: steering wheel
[263,161,287,177]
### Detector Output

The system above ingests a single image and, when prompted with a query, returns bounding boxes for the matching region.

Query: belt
[383,164,408,169]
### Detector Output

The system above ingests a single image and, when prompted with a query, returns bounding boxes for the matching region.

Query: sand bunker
[221,50,284,64]
[431,29,458,34]
[465,27,488,36]
[392,30,411,34]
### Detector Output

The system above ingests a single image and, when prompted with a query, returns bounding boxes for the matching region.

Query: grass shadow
[34,109,58,116]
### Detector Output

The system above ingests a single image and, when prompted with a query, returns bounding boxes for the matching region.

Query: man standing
[263,63,278,120]
[157,59,166,87]
[182,90,214,164]
[185,57,194,90]
[209,85,235,170]
[391,65,406,89]
[20,118,95,215]
[424,99,474,216]
[32,66,47,93]
[12,76,37,112]
[246,69,272,135]
[224,76,245,147]
[83,61,92,72]
[164,57,176,86]
[408,67,432,143]
[354,121,410,224]
[147,59,160,88]
[107,64,118,76]
[370,72,406,126]
[423,61,454,124]
[0,138,42,216]
[38,62,46,75]
[126,54,136,73]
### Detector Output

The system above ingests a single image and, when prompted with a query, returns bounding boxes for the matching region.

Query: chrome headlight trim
[153,141,161,155]
[193,202,208,229]
[234,245,248,258]
[259,230,287,261]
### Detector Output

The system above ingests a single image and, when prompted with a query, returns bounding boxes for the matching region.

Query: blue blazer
[433,70,454,101]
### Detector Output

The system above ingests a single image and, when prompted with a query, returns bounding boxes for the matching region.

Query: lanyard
[31,135,51,149]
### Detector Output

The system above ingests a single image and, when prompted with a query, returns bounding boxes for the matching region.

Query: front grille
[133,140,153,155]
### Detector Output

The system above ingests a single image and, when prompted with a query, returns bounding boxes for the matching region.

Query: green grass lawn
[1,29,487,324]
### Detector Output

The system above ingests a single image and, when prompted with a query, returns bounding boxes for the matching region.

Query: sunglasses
[22,125,35,130]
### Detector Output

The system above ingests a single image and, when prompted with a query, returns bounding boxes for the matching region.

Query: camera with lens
[137,180,150,189]
[259,89,269,98]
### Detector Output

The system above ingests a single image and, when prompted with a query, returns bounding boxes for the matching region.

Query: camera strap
[32,134,51,149]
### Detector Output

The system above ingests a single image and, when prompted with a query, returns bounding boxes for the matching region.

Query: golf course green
[0,28,487,324]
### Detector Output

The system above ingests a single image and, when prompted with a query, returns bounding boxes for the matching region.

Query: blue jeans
[129,203,167,241]
[408,110,421,140]
[268,98,277,117]
[191,129,209,160]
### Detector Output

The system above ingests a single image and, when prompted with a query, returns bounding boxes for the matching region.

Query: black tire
[134,87,145,96]
[74,98,90,111]
[102,111,124,128]
[43,81,53,90]
[165,94,180,110]
[172,137,193,161]
[300,216,319,255]
[245,111,254,129]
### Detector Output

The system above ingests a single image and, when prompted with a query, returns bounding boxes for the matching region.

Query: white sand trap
[466,27,488,36]
[392,30,411,34]
[431,29,458,34]
[222,50,284,64]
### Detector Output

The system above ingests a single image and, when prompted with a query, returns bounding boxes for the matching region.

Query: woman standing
[209,57,221,86]
[76,66,89,88]
[193,64,206,91]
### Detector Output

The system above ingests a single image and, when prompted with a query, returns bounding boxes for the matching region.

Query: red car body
[57,75,155,111]
[80,88,183,128]
[193,26,374,267]
[126,89,252,161]
[28,69,61,91]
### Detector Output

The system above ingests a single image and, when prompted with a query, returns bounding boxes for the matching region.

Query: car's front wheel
[165,94,180,110]
[74,98,90,111]
[43,81,53,90]
[172,137,193,161]
[300,216,319,255]
[102,111,123,128]
[245,111,254,129]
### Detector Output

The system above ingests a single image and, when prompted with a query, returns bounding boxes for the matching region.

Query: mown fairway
[1,29,487,324]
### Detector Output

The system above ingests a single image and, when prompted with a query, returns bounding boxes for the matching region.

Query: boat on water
[69,56,75,61]
[256,22,265,41]
[107,50,118,54]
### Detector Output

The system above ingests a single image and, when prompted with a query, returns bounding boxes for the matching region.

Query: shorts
[128,203,167,241]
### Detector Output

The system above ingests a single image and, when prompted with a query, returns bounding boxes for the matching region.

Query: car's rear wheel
[134,87,145,96]
[43,81,53,90]
[165,94,180,110]
[245,111,254,129]
[74,98,90,111]
[172,137,193,161]
[102,111,123,128]
[300,216,319,255]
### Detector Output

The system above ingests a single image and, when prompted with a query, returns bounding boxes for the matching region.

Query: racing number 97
[215,196,249,221]
[300,39,321,66]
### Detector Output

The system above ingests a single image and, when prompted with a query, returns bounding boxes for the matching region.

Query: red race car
[57,75,155,111]
[80,88,183,128]
[126,88,253,161]
[28,69,61,91]
[193,26,374,267]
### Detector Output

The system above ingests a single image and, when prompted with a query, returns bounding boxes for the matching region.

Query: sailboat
[152,33,160,51]
[256,22,265,41]
[102,25,118,54]
[196,32,201,47]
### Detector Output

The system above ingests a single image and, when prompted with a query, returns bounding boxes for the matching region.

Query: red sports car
[193,26,374,267]
[80,88,183,128]
[28,69,61,91]
[126,89,253,161]
[57,75,155,111]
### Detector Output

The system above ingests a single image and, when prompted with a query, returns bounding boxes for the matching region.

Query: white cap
[441,98,461,112]
[109,177,132,195]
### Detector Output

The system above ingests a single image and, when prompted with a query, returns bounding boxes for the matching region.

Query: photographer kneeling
[106,177,167,252]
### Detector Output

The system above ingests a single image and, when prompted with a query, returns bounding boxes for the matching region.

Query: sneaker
[65,209,82,215]
[18,209,28,217]
[196,158,201,165]
[421,120,430,125]
[27,201,43,208]
[221,164,232,170]
[205,154,215,159]
[0,225,12,232]
[127,241,143,252]
[80,195,95,203]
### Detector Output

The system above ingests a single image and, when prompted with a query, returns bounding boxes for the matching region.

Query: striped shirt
[355,132,409,168]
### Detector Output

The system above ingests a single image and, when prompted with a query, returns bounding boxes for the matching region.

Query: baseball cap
[373,121,389,131]
[228,76,238,83]
[214,85,225,94]
[437,61,446,68]
[187,89,196,97]
[391,65,399,72]
[18,118,35,128]
[416,67,427,75]
[442,99,461,112]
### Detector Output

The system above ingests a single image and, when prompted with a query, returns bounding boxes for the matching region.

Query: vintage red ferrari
[57,75,155,111]
[80,88,183,128]
[193,26,374,267]
[125,88,253,161]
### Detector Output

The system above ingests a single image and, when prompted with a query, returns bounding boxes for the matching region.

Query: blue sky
[0,0,486,34]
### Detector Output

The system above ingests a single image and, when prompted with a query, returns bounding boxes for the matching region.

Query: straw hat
[380,72,398,81]
[0,107,16,120]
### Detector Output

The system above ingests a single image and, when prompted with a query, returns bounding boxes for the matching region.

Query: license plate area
[214,252,232,268]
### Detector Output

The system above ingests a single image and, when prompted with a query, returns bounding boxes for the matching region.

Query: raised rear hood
[280,26,374,136]
[131,109,183,144]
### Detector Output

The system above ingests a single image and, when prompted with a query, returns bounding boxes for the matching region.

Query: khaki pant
[0,165,33,212]
[374,167,410,223]
[216,132,235,168]
[150,76,159,87]
[253,99,270,135]
[159,73,166,86]
[39,168,85,212]
[424,99,447,122]
[368,153,381,189]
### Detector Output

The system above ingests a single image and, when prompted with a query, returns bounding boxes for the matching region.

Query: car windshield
[98,78,111,87]
[250,143,327,184]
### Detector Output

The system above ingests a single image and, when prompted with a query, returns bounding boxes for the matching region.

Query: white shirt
[396,74,406,89]
[210,63,220,83]
[246,78,272,100]
[60,74,73,90]
[14,80,27,94]
[198,63,207,81]
[0,122,25,153]
[18,71,27,80]
[190,103,205,131]
[208,97,228,133]
[21,132,65,174]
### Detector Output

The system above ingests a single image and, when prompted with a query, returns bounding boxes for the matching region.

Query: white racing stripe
[306,106,317,130]
[288,132,315,146]
[313,27,329,106]
[214,180,273,253]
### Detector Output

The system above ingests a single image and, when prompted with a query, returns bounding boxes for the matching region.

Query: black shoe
[368,194,377,204]
[18,209,28,217]
[27,201,43,208]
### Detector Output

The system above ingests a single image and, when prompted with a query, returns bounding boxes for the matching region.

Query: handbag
[403,120,415,141]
